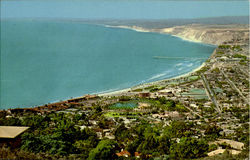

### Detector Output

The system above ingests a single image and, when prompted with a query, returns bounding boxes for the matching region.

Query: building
[0,126,29,148]
[116,150,131,157]
[84,94,98,100]
[208,149,241,157]
[134,152,141,158]
[138,92,150,98]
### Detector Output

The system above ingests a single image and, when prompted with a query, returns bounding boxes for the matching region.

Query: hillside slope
[156,24,249,45]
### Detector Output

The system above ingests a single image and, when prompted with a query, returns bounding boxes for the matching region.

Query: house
[89,120,97,125]
[68,96,85,103]
[116,150,131,157]
[137,103,150,110]
[67,94,98,103]
[84,94,98,100]
[216,139,244,150]
[134,152,141,158]
[190,103,198,108]
[208,149,241,157]
[138,92,150,98]
[158,89,175,97]
[0,126,29,148]
[96,132,102,139]
[105,132,115,139]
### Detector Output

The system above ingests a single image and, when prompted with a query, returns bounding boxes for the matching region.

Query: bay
[1,20,215,109]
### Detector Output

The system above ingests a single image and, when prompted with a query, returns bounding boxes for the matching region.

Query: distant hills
[79,16,249,29]
[2,16,248,29]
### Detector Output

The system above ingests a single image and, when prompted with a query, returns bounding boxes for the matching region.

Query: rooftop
[0,126,29,138]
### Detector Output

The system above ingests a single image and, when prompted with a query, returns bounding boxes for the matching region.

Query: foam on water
[175,63,183,67]
[187,63,194,67]
[148,73,167,81]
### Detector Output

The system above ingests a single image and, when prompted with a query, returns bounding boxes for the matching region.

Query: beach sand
[98,62,206,97]
[97,25,209,97]
[98,24,237,97]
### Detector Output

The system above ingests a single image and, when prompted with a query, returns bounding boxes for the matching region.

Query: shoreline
[104,25,207,44]
[96,24,214,97]
[1,61,208,110]
[98,62,207,97]
[1,24,215,110]
[2,23,224,110]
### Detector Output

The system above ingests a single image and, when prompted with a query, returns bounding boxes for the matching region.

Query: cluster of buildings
[1,35,248,159]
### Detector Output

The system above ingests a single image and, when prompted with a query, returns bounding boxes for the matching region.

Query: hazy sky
[1,0,249,19]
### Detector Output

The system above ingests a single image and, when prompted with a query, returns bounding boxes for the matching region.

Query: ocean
[0,20,216,109]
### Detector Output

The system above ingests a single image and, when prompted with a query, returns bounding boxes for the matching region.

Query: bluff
[156,24,249,45]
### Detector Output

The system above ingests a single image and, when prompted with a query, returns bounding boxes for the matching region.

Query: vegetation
[1,91,249,160]
[1,38,249,159]
[232,54,247,60]
[218,45,231,49]
[169,137,208,159]
[217,51,224,55]
[131,88,143,92]
[0,110,214,159]
[231,45,242,51]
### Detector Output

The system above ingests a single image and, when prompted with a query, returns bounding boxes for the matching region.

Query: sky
[1,0,249,20]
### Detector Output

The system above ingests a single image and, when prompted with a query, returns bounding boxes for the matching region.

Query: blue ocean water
[1,20,215,109]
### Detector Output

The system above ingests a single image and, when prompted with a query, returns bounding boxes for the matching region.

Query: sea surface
[1,20,216,109]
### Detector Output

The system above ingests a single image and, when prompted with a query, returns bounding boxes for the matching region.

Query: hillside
[156,24,249,45]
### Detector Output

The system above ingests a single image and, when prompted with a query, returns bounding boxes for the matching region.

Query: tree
[21,115,50,129]
[0,117,22,126]
[137,133,159,154]
[53,119,83,143]
[94,106,102,113]
[164,121,194,138]
[114,123,131,142]
[166,100,175,108]
[158,135,171,154]
[73,113,86,123]
[126,138,141,154]
[204,124,222,141]
[21,132,42,153]
[158,97,168,104]
[73,127,99,158]
[88,139,118,160]
[170,137,208,159]
[74,138,98,159]
[21,133,69,155]
[98,117,110,129]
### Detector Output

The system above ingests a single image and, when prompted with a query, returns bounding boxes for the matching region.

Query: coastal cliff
[156,24,249,45]
[111,24,249,45]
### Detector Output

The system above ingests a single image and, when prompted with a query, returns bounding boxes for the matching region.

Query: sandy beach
[98,62,206,97]
[97,24,215,97]
[98,23,249,97]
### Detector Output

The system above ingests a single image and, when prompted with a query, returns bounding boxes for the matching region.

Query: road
[201,74,221,113]
[219,69,248,103]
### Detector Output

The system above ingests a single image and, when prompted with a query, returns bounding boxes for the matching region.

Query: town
[0,29,249,160]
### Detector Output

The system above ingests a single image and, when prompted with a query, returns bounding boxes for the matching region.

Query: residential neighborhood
[0,36,249,159]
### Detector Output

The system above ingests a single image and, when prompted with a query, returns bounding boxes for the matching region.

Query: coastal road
[201,74,221,113]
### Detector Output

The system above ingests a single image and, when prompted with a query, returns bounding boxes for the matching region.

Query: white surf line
[153,56,207,60]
